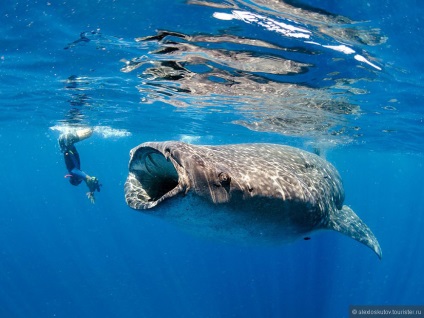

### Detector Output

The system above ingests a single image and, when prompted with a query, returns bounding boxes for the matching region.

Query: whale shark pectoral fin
[327,205,382,259]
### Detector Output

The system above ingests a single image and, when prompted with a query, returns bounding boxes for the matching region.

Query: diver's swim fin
[76,128,93,142]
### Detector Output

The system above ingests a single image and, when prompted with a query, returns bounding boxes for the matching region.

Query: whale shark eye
[218,172,231,185]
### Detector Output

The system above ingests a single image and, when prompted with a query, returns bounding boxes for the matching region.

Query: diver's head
[69,176,82,186]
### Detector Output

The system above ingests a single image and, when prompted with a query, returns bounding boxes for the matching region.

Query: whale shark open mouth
[125,147,181,209]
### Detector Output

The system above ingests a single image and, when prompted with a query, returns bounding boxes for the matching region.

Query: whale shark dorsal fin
[312,147,321,156]
[327,205,382,259]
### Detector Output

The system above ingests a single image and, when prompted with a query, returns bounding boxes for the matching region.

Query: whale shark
[124,141,382,259]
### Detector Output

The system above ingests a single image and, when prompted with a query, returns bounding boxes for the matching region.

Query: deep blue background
[0,126,423,318]
[1,1,424,317]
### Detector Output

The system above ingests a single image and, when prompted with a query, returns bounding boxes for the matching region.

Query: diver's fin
[76,128,93,142]
[326,205,382,259]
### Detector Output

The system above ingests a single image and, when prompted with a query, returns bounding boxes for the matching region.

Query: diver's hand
[86,192,95,204]
[86,176,101,193]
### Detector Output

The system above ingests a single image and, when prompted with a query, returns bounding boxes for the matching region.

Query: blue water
[1,0,423,317]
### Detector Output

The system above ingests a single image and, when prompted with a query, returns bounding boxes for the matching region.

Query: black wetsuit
[59,134,88,185]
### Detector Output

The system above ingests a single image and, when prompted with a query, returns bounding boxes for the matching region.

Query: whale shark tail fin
[327,205,382,259]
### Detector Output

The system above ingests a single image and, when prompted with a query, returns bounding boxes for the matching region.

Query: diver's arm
[85,175,101,204]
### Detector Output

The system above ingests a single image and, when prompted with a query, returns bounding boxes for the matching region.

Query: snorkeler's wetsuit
[58,130,101,203]
[64,144,89,183]
[59,133,90,186]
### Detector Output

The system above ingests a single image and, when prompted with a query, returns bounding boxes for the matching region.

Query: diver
[59,128,101,203]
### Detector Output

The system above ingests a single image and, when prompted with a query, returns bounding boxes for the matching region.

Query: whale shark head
[125,141,246,209]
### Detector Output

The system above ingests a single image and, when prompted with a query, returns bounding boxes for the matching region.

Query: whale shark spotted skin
[125,141,382,259]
